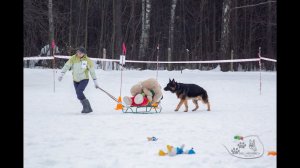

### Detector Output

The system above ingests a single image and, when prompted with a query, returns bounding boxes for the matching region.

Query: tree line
[24,0,276,71]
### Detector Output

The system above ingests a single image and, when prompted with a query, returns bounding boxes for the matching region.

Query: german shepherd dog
[164,79,210,112]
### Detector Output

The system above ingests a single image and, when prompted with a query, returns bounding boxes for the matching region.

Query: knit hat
[77,46,86,54]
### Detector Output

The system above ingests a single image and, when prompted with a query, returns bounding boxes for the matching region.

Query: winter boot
[80,99,93,113]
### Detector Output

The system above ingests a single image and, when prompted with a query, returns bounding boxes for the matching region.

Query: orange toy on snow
[267,151,277,156]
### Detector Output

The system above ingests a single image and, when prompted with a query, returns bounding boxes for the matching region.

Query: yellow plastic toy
[158,150,167,156]
[158,145,177,156]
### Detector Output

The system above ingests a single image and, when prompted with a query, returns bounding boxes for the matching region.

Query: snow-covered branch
[231,1,276,10]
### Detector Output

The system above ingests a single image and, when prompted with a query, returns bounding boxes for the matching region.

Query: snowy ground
[24,68,276,168]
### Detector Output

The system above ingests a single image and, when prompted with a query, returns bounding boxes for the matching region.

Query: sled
[122,102,162,114]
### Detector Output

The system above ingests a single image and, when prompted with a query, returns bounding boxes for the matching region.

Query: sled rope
[97,87,118,102]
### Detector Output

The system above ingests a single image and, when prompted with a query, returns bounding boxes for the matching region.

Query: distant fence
[24,47,276,94]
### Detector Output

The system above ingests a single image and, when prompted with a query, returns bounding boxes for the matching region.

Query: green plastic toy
[234,135,244,140]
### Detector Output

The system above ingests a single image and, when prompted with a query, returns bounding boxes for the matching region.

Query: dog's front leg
[192,99,199,111]
[175,99,184,111]
[183,100,188,112]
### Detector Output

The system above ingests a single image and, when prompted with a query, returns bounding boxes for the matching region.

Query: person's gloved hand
[93,79,100,89]
[58,73,64,81]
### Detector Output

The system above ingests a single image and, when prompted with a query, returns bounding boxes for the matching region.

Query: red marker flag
[51,39,55,49]
[122,42,126,55]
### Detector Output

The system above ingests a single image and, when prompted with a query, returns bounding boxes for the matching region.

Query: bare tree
[98,0,106,58]
[75,0,83,47]
[68,0,73,55]
[168,0,177,69]
[48,0,54,56]
[266,0,273,65]
[84,0,90,49]
[139,0,151,60]
[212,0,217,59]
[24,0,276,71]
[220,0,231,71]
[111,0,122,67]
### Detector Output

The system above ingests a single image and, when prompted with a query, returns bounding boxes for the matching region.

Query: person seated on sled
[123,78,163,107]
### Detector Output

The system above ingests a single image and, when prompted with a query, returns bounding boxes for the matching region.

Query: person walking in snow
[57,47,100,113]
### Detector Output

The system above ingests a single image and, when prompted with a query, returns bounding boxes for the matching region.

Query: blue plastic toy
[147,137,158,141]
[176,145,184,154]
[188,148,196,154]
[159,145,196,156]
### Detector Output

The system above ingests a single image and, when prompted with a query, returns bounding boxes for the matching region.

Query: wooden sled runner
[122,102,162,114]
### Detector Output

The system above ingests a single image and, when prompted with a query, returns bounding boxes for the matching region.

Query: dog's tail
[202,91,211,111]
[201,91,209,104]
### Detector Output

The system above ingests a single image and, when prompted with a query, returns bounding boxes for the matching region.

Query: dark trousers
[73,79,89,100]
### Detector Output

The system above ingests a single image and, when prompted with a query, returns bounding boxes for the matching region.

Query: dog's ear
[169,78,171,83]
[172,79,175,83]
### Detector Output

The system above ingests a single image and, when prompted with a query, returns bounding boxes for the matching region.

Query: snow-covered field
[24,68,276,168]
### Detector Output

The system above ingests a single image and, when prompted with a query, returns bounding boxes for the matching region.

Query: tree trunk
[75,0,83,47]
[248,0,253,70]
[98,0,105,58]
[68,0,73,55]
[168,48,171,70]
[198,0,204,61]
[139,0,145,60]
[212,0,216,59]
[48,0,54,56]
[266,0,273,69]
[125,0,135,43]
[182,0,187,60]
[233,0,237,56]
[220,0,231,71]
[139,0,151,60]
[111,0,122,70]
[168,0,177,62]
[232,0,238,70]
[84,0,90,50]
[112,0,116,66]
[243,0,248,70]
[129,0,137,61]
[115,0,122,57]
